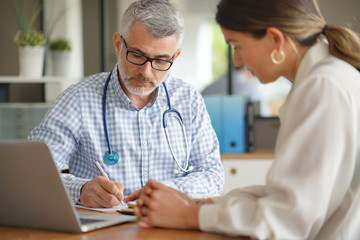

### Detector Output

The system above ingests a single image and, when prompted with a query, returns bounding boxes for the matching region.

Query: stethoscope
[102,71,193,173]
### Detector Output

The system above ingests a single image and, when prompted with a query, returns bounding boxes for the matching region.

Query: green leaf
[26,1,42,33]
[49,38,71,51]
[12,0,42,34]
[14,30,47,47]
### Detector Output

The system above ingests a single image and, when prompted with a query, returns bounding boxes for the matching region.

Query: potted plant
[13,1,46,78]
[49,38,71,77]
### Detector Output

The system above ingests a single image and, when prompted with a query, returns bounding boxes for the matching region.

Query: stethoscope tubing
[102,74,113,154]
[162,83,191,173]
[103,71,192,172]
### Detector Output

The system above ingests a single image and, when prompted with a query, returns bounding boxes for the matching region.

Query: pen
[94,161,126,207]
[94,161,109,180]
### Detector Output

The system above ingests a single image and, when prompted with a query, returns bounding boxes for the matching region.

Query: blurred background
[0,0,359,139]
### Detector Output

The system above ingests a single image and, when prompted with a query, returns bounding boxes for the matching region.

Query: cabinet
[0,103,51,139]
[221,150,274,194]
[0,76,80,139]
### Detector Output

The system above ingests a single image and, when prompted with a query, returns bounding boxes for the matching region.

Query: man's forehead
[126,23,178,57]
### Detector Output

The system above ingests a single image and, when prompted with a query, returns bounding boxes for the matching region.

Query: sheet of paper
[75,202,127,213]
[188,193,221,199]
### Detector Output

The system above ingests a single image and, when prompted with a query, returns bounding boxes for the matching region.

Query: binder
[203,96,222,143]
[245,101,255,152]
[222,96,245,153]
[204,95,245,153]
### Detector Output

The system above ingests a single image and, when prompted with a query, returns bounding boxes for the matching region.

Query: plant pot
[51,50,70,77]
[18,46,45,78]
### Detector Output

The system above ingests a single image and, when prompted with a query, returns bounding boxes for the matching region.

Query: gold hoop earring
[271,49,285,65]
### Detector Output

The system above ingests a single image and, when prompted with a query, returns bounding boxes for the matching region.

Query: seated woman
[129,0,360,239]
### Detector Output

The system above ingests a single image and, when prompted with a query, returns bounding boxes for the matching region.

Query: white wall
[44,0,84,79]
[319,0,360,34]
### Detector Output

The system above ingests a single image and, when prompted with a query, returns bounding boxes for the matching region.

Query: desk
[0,152,271,240]
[0,222,249,240]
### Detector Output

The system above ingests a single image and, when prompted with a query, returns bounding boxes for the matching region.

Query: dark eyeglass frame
[121,36,174,71]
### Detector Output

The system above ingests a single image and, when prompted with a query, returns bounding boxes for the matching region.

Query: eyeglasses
[121,37,174,71]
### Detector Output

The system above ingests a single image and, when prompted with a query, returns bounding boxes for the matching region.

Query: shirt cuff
[198,202,223,232]
[64,177,89,203]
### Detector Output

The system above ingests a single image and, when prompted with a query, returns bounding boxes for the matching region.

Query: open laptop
[0,140,137,233]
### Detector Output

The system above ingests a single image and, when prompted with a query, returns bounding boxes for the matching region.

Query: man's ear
[266,27,286,51]
[113,32,122,57]
[173,48,181,61]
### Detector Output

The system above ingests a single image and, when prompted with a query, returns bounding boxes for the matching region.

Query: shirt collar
[295,39,330,82]
[279,39,330,117]
[108,65,132,109]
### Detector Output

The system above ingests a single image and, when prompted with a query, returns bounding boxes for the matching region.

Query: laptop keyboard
[80,218,105,225]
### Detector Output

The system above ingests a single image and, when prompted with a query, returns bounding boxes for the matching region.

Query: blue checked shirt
[28,66,224,202]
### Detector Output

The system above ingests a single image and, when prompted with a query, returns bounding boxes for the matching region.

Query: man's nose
[139,60,153,77]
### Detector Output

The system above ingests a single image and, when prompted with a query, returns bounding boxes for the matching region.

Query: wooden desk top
[0,222,248,240]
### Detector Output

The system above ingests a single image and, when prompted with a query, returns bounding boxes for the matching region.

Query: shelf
[0,76,81,103]
[0,76,67,83]
[0,102,52,108]
[0,76,82,139]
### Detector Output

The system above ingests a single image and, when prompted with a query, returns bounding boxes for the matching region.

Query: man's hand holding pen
[79,161,126,208]
[80,175,125,208]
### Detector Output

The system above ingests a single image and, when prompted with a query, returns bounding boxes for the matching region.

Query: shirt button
[143,141,147,146]
[144,172,148,176]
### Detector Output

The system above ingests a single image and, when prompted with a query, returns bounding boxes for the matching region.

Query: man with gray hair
[28,0,224,208]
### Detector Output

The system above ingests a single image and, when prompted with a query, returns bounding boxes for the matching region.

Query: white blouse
[199,40,360,240]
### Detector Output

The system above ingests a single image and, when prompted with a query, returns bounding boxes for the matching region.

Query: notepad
[75,202,127,213]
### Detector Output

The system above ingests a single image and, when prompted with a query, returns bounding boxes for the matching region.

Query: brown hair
[216,0,360,71]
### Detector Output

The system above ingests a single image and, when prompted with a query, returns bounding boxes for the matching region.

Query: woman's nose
[233,53,244,67]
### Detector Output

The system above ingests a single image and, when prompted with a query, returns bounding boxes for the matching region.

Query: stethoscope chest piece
[103,151,119,165]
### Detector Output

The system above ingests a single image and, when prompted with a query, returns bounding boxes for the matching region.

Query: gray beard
[118,61,162,97]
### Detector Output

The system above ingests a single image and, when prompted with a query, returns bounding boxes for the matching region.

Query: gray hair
[120,0,185,48]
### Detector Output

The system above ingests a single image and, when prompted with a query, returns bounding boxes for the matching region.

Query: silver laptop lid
[0,140,136,232]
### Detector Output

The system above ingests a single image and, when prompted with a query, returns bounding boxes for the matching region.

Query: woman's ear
[113,32,122,57]
[266,27,286,51]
